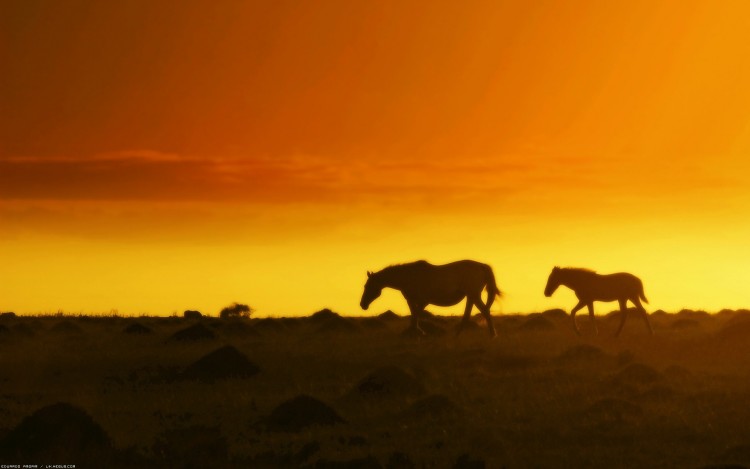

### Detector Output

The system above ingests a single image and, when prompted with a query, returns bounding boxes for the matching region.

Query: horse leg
[571,301,585,336]
[478,301,497,339]
[587,302,598,335]
[615,299,629,337]
[406,301,426,336]
[456,298,474,337]
[632,297,654,335]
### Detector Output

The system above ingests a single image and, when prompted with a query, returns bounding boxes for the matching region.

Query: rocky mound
[0,402,112,463]
[265,395,345,432]
[181,345,259,382]
[168,323,216,342]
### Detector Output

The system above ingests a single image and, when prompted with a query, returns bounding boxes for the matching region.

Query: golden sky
[2,1,750,316]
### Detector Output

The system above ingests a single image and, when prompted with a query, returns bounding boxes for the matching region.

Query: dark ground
[1,308,750,468]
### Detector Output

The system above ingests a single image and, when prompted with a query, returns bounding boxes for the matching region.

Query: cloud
[0,151,526,206]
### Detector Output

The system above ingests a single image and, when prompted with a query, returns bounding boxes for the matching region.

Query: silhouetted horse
[360,260,501,338]
[544,267,653,336]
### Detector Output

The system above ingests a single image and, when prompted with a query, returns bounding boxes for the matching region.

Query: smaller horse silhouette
[360,260,501,338]
[544,267,654,336]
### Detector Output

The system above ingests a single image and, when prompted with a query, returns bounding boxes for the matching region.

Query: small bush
[219,303,253,319]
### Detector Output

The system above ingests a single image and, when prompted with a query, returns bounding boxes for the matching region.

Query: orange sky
[2,1,750,316]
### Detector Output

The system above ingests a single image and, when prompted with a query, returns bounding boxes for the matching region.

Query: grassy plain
[1,308,750,468]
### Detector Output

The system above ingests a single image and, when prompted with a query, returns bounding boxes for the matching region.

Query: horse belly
[430,290,466,307]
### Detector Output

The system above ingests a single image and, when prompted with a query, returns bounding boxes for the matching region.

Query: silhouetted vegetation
[219,302,253,319]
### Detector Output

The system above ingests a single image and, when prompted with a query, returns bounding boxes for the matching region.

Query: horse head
[544,266,561,297]
[360,271,382,310]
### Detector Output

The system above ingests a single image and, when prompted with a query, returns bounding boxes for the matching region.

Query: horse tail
[484,265,502,299]
[638,281,649,304]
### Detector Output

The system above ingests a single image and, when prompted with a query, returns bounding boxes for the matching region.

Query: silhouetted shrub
[183,310,203,319]
[0,312,17,319]
[219,303,253,319]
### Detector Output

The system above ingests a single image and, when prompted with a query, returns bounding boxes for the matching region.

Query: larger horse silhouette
[360,260,501,338]
[544,266,654,336]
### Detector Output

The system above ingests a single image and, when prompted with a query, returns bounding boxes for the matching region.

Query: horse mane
[378,260,431,276]
[559,267,596,274]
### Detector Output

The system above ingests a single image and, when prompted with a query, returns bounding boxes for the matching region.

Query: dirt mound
[315,315,362,334]
[217,320,258,337]
[168,323,216,342]
[360,317,390,330]
[123,322,152,335]
[252,318,288,334]
[310,308,341,322]
[315,455,382,468]
[671,318,700,330]
[402,394,461,420]
[152,425,227,467]
[378,310,401,320]
[265,395,345,432]
[353,366,425,399]
[716,320,750,342]
[612,363,662,387]
[722,311,750,328]
[542,308,569,321]
[11,323,35,337]
[583,398,643,424]
[50,320,82,334]
[519,314,556,331]
[556,345,611,366]
[676,309,710,320]
[181,345,260,382]
[0,402,112,463]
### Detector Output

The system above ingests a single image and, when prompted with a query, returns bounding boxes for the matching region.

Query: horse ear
[367,271,372,277]
[553,266,560,271]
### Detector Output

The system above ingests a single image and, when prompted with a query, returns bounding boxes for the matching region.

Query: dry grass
[1,311,750,467]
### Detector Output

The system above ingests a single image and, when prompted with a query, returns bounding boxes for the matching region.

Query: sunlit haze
[2,1,750,316]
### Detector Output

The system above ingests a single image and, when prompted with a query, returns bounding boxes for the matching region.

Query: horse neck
[376,267,408,290]
[559,270,594,291]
